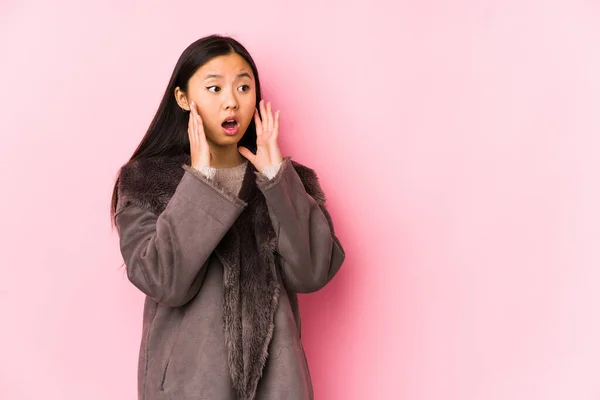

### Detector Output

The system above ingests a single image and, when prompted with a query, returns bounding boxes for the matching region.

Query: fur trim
[116,154,187,215]
[290,160,326,205]
[116,153,322,400]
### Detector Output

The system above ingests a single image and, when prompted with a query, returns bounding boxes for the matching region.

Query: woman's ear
[174,87,190,111]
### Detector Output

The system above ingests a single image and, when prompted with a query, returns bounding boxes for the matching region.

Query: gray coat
[114,154,345,400]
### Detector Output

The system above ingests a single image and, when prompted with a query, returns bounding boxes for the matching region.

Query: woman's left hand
[238,99,283,173]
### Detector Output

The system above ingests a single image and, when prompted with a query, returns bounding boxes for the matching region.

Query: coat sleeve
[115,166,246,307]
[256,158,345,293]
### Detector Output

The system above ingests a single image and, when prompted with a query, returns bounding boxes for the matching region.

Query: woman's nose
[224,92,239,110]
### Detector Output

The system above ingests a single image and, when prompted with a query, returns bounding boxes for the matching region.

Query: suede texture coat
[114,153,345,400]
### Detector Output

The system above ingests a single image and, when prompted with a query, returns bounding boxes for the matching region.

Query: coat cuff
[255,157,292,189]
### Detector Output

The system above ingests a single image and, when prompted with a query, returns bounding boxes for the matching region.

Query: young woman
[110,34,345,400]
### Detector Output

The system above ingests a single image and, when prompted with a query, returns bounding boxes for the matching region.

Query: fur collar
[117,153,324,399]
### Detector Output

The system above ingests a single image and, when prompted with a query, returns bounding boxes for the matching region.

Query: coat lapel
[212,160,281,400]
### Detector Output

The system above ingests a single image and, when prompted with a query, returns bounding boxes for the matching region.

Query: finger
[259,99,267,128]
[196,112,203,138]
[254,108,263,136]
[238,146,256,163]
[273,109,280,140]
[266,100,273,133]
[193,102,205,141]
[194,113,203,148]
[190,102,197,135]
[188,104,196,144]
[194,104,204,131]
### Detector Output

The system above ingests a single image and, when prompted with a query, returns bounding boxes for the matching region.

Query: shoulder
[290,159,326,205]
[117,153,190,215]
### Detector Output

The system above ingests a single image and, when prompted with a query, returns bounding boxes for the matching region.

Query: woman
[110,34,345,400]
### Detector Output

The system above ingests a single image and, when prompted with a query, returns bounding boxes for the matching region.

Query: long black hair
[110,34,262,226]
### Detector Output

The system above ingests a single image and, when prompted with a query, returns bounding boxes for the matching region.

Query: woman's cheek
[194,105,210,125]
[202,120,215,137]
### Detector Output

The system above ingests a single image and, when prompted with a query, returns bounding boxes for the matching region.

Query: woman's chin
[209,131,245,147]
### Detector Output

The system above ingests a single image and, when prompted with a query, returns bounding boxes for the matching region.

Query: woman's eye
[238,85,250,92]
[206,86,220,93]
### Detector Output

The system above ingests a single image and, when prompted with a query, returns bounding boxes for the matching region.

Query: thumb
[238,147,255,163]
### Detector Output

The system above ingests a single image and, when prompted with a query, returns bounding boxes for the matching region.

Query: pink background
[2,0,600,399]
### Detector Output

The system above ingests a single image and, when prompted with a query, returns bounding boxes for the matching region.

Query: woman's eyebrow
[204,72,252,80]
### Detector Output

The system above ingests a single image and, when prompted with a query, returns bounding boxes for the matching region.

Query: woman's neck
[208,143,246,169]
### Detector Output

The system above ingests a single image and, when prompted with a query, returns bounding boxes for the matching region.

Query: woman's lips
[222,124,239,136]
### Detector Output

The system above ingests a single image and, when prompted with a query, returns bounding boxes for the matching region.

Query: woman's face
[176,53,257,147]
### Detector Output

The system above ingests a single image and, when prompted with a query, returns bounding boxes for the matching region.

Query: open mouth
[221,117,239,135]
[222,119,238,129]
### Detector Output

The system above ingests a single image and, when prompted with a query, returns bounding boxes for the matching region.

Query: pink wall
[2,0,600,399]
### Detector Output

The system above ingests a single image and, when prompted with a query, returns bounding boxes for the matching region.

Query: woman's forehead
[197,54,253,79]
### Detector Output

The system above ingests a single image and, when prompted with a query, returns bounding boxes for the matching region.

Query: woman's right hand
[188,101,212,168]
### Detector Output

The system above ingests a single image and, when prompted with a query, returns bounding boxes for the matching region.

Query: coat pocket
[159,359,170,391]
[157,313,185,392]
